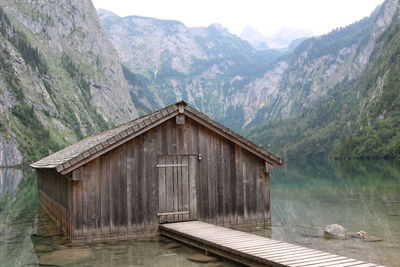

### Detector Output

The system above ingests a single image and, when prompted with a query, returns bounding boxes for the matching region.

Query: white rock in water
[324,224,347,239]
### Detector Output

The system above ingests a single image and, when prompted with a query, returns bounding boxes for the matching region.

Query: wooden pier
[160,221,384,267]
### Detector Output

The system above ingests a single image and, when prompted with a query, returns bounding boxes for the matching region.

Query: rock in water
[35,245,54,253]
[324,224,347,239]
[164,242,182,249]
[363,236,383,242]
[38,248,94,266]
[188,253,219,263]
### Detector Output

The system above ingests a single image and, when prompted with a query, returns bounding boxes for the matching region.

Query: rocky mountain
[244,0,400,159]
[0,0,150,164]
[239,26,314,50]
[99,0,399,160]
[0,0,397,164]
[98,9,285,130]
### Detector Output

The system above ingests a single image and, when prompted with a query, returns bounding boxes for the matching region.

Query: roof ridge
[31,101,282,173]
[31,102,181,171]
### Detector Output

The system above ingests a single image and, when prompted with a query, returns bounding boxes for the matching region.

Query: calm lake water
[0,160,399,266]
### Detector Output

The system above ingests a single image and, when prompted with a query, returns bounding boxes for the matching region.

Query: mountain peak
[97,8,119,19]
[208,23,230,34]
[240,25,314,50]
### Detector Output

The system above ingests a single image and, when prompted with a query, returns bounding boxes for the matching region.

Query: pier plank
[284,255,347,266]
[159,221,384,267]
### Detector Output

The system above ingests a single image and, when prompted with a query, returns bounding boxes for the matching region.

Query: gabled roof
[31,101,282,174]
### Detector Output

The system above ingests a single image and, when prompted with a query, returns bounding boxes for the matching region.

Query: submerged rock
[38,248,94,266]
[351,230,368,239]
[362,236,383,242]
[165,242,182,249]
[188,253,219,263]
[35,245,54,253]
[324,224,347,239]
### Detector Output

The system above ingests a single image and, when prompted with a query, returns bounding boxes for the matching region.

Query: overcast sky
[91,0,385,36]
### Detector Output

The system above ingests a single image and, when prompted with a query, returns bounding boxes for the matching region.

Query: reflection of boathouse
[31,101,282,242]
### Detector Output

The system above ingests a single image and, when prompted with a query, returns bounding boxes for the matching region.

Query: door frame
[157,154,198,223]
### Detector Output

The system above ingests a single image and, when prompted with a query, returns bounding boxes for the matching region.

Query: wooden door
[157,155,197,223]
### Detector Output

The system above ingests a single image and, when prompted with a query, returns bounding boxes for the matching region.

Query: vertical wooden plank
[215,135,224,226]
[176,121,185,154]
[248,155,254,224]
[198,127,208,221]
[100,154,111,239]
[118,144,128,238]
[173,156,179,222]
[160,121,168,155]
[72,169,83,240]
[64,177,68,234]
[188,155,197,220]
[256,159,264,225]
[207,131,215,224]
[169,119,177,155]
[110,148,119,237]
[252,157,258,223]
[184,117,193,154]
[262,168,271,225]
[66,179,70,239]
[165,120,172,155]
[81,164,91,240]
[191,118,200,155]
[177,155,182,221]
[126,142,134,234]
[69,179,74,239]
[151,127,161,230]
[242,152,249,223]
[182,156,189,221]
[158,156,166,223]
[83,163,91,240]
[222,140,232,226]
[235,145,244,225]
[59,175,64,231]
[58,175,63,231]
[229,143,237,225]
[134,136,144,234]
[91,159,101,240]
[165,156,174,222]
[141,132,152,233]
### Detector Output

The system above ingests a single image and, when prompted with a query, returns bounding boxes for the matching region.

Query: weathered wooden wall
[68,116,270,241]
[37,169,72,238]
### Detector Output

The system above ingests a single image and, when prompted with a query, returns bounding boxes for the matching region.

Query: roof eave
[183,107,283,166]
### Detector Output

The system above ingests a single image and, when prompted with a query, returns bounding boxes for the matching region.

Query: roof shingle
[31,101,282,173]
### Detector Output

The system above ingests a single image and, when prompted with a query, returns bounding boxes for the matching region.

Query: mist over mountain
[240,26,314,50]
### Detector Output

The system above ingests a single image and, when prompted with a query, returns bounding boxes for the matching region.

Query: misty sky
[91,0,385,36]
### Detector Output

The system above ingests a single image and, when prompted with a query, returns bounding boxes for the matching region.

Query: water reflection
[31,211,239,266]
[0,167,24,199]
[265,160,400,267]
[0,169,239,266]
[0,170,39,266]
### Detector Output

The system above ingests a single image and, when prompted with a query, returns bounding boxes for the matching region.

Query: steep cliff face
[99,10,284,130]
[245,0,400,159]
[242,3,389,127]
[0,0,144,163]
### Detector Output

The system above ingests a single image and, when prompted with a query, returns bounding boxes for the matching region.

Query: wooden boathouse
[31,101,282,242]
